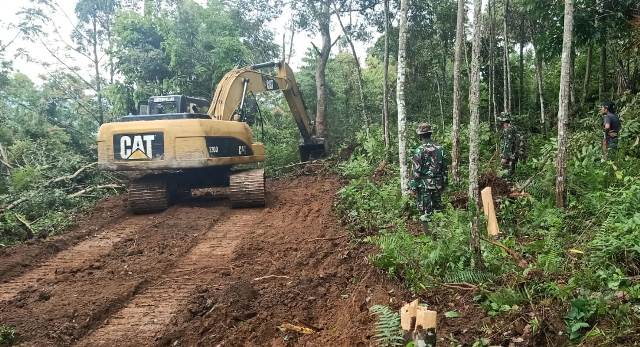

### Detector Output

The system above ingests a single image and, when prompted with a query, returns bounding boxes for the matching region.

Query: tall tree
[556,0,574,208]
[489,0,498,128]
[397,0,410,195]
[518,14,524,115]
[599,40,607,100]
[582,42,593,103]
[502,0,511,113]
[382,0,390,149]
[533,42,546,130]
[295,0,337,141]
[451,0,465,184]
[468,0,484,269]
[333,4,370,136]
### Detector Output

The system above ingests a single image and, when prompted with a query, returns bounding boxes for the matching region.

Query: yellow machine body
[96,61,323,213]
[97,119,265,171]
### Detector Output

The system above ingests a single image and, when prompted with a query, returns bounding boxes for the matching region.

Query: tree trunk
[435,76,445,133]
[314,1,332,140]
[599,41,606,100]
[106,25,114,84]
[490,0,498,128]
[518,15,524,116]
[282,32,286,62]
[92,15,104,125]
[582,43,592,104]
[287,22,295,64]
[334,8,370,136]
[468,0,484,270]
[556,0,573,209]
[383,0,390,149]
[397,0,410,195]
[533,42,546,131]
[503,0,512,113]
[451,0,465,184]
[570,45,576,108]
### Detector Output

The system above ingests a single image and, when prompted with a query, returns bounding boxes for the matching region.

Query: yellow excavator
[97,61,325,213]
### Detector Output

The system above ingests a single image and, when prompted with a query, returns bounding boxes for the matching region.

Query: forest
[0,0,640,345]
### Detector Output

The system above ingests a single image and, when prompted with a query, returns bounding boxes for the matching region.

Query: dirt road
[0,174,406,346]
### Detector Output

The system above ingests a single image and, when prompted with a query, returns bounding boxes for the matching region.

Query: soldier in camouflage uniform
[409,123,449,234]
[498,112,524,178]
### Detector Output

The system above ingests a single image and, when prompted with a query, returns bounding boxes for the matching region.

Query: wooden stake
[414,306,437,347]
[481,187,500,236]
[400,299,420,331]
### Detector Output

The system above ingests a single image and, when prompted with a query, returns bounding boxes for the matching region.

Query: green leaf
[444,310,461,318]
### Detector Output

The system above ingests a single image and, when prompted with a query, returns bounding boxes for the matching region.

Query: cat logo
[114,133,164,160]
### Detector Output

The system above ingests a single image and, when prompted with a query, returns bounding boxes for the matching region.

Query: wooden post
[414,306,437,346]
[400,299,420,331]
[400,300,437,346]
[481,187,500,236]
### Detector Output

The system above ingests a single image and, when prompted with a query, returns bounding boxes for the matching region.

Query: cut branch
[481,237,528,269]
[48,162,97,185]
[68,184,122,198]
[15,213,34,240]
[252,275,291,282]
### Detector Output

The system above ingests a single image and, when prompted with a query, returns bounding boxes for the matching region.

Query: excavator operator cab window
[184,96,210,115]
[149,96,179,114]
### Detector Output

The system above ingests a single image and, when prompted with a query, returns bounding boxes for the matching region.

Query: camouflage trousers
[501,157,518,178]
[415,189,443,219]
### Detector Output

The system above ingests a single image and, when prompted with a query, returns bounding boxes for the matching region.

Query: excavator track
[229,169,265,208]
[128,176,170,214]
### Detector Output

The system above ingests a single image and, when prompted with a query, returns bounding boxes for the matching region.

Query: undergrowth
[369,305,404,347]
[336,94,640,345]
[0,325,16,346]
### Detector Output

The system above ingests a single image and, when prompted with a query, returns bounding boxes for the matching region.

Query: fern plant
[369,305,404,347]
[442,269,494,284]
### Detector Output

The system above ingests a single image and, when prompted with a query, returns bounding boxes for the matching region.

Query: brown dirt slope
[0,174,407,346]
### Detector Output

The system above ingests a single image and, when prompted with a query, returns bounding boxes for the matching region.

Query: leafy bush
[0,325,16,346]
[479,287,526,316]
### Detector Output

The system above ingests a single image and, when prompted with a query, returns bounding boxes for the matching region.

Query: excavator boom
[207,61,324,158]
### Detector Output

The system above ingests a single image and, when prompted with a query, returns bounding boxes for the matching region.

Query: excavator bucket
[299,142,326,162]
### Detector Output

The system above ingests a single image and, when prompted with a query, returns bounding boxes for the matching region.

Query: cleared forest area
[0,0,639,346]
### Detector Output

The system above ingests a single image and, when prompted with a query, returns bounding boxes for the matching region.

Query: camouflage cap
[416,123,433,135]
[497,112,511,123]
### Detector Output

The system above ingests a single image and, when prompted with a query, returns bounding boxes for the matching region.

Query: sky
[0,0,377,85]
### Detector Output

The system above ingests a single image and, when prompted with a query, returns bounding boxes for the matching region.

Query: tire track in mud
[77,209,259,346]
[0,210,179,303]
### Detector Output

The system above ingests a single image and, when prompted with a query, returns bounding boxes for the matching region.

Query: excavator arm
[207,61,325,160]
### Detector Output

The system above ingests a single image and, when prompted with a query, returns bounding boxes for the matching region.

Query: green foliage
[479,288,526,316]
[442,269,494,284]
[565,297,599,340]
[0,325,16,346]
[0,73,120,245]
[368,305,404,347]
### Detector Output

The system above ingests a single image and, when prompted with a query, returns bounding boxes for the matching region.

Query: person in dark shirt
[600,101,621,159]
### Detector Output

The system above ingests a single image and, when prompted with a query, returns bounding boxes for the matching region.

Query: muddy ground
[0,172,564,346]
[0,174,410,346]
